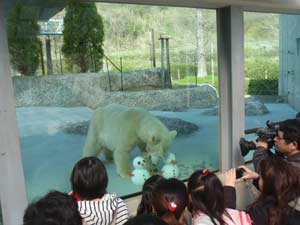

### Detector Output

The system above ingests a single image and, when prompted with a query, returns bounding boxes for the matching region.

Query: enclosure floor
[16,104,297,201]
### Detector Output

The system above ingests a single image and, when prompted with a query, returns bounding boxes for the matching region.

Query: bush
[245,57,278,79]
[62,0,104,72]
[171,63,197,80]
[6,4,40,76]
[248,79,278,95]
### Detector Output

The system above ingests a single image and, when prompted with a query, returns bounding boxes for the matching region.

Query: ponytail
[161,211,183,225]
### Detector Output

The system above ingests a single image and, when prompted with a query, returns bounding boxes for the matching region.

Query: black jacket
[247,196,300,225]
[253,146,300,173]
[224,186,300,225]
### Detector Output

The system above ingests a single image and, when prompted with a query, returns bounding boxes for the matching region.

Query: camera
[239,120,280,157]
[236,168,245,179]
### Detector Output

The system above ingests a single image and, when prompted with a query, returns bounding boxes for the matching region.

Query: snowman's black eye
[143,160,145,163]
[138,162,141,165]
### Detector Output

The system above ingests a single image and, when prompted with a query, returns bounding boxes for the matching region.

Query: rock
[13,68,162,107]
[201,98,269,116]
[156,116,199,136]
[13,71,218,112]
[81,85,218,112]
[61,121,90,135]
[60,116,199,137]
[245,100,269,116]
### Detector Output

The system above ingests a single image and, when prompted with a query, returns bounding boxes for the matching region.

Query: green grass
[174,75,251,95]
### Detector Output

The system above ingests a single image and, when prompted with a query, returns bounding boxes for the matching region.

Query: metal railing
[102,53,123,91]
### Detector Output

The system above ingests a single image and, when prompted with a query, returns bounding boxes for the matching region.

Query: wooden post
[151,29,156,68]
[39,40,45,75]
[46,36,53,75]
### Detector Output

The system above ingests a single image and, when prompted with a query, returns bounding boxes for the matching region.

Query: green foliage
[248,79,278,95]
[173,75,218,91]
[245,57,279,79]
[62,0,104,72]
[6,4,40,76]
[171,63,197,79]
[244,12,279,42]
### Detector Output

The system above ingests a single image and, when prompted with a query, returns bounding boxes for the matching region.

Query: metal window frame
[217,6,245,171]
[0,1,28,225]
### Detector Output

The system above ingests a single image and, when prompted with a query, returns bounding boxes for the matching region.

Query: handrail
[102,53,121,72]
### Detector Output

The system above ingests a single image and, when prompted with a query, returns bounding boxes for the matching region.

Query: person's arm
[238,165,260,190]
[224,186,236,209]
[224,168,237,209]
[252,142,269,173]
[115,197,129,225]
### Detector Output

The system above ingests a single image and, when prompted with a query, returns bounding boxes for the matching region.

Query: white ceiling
[4,0,300,20]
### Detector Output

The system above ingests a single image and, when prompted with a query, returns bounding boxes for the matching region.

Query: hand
[224,168,236,187]
[254,140,268,149]
[238,165,259,180]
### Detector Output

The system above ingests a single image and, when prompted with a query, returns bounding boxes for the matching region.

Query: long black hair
[187,170,228,225]
[152,178,188,225]
[137,175,166,215]
[249,156,300,225]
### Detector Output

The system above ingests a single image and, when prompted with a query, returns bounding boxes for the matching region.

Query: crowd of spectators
[22,118,300,225]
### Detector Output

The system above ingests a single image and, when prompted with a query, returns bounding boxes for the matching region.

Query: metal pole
[39,40,45,75]
[59,49,63,75]
[120,57,124,91]
[151,29,156,68]
[45,36,53,75]
[165,38,172,89]
[54,37,59,74]
[160,36,165,88]
[106,58,112,91]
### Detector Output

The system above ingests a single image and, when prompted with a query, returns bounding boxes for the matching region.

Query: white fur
[83,104,177,177]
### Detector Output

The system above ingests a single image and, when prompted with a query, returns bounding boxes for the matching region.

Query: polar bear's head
[146,130,177,165]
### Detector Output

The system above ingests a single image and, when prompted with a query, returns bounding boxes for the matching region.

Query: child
[23,190,82,225]
[187,169,252,225]
[137,175,165,215]
[151,178,189,225]
[70,157,129,225]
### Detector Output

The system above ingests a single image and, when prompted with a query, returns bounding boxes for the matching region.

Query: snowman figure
[130,156,150,185]
[161,153,179,179]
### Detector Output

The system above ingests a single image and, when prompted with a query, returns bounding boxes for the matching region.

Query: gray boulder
[81,85,218,112]
[60,116,199,137]
[202,98,269,116]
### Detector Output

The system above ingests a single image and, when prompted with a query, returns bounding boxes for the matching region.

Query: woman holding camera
[240,156,300,225]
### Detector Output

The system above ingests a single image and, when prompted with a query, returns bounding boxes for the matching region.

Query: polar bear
[83,104,177,178]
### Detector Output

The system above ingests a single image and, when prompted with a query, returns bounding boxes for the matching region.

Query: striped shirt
[78,193,129,225]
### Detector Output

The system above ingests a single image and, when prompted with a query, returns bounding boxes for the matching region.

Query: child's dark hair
[70,156,108,200]
[250,156,300,225]
[23,191,82,225]
[124,215,168,225]
[152,178,188,225]
[187,170,227,225]
[137,175,166,215]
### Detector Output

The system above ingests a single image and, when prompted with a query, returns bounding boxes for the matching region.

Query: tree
[62,0,104,72]
[6,4,40,76]
[196,9,207,77]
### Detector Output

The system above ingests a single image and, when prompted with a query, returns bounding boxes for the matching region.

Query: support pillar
[0,1,28,225]
[217,6,245,170]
